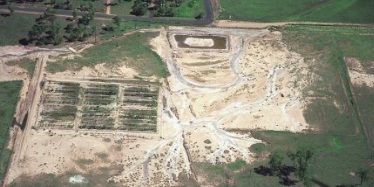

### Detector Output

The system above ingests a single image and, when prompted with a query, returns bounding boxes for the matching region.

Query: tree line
[20,6,97,46]
[130,0,202,19]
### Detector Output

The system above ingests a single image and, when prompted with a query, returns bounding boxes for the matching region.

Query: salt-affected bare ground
[108,27,311,186]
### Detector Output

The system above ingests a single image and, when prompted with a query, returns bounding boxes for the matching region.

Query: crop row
[41,106,77,119]
[81,106,112,114]
[117,124,157,132]
[123,86,158,93]
[86,84,118,89]
[84,99,115,105]
[82,113,111,118]
[38,122,74,129]
[123,92,158,99]
[120,118,156,124]
[84,88,118,96]
[43,94,79,105]
[122,109,157,115]
[122,99,157,107]
[80,117,115,130]
[120,114,157,120]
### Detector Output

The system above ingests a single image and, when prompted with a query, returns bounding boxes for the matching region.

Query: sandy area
[184,37,214,47]
[52,63,139,79]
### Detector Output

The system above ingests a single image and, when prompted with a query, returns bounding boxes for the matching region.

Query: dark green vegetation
[5,58,36,77]
[47,32,169,78]
[111,1,133,16]
[219,0,374,23]
[0,81,22,185]
[1,0,104,13]
[0,1,187,47]
[181,26,374,186]
[0,13,37,45]
[174,0,204,19]
[25,7,96,45]
[26,9,65,45]
[130,0,205,18]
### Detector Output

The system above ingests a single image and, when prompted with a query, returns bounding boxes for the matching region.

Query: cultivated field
[36,78,160,132]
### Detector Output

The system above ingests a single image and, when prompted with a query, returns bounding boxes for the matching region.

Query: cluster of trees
[131,0,147,16]
[64,8,96,42]
[27,9,63,45]
[130,0,198,18]
[0,0,98,11]
[0,0,44,5]
[131,0,176,17]
[254,147,315,186]
[102,16,122,32]
[24,5,96,45]
[153,0,174,17]
[50,0,73,10]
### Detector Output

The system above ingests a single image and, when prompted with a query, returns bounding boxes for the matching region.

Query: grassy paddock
[0,81,22,184]
[47,32,169,78]
[110,1,133,16]
[174,0,205,18]
[0,13,37,46]
[219,0,374,23]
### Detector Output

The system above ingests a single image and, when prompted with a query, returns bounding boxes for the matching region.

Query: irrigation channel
[111,33,305,184]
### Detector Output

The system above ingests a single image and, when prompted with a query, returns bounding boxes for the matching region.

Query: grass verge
[174,0,205,19]
[0,13,37,45]
[0,81,22,184]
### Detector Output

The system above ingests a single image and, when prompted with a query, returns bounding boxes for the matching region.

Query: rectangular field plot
[118,85,159,131]
[38,82,80,129]
[36,79,160,132]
